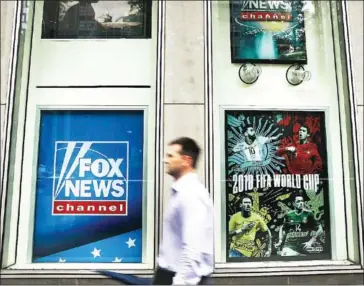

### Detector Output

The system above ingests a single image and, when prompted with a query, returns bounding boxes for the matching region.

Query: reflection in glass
[42,0,151,39]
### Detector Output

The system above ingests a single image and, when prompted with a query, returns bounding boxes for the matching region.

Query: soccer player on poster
[276,125,323,174]
[233,124,282,162]
[228,197,272,258]
[275,196,324,256]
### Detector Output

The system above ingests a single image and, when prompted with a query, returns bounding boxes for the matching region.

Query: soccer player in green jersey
[275,195,323,256]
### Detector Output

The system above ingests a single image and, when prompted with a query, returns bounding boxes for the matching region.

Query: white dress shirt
[158,172,214,285]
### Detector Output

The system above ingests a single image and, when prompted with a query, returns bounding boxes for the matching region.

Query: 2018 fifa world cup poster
[33,110,144,263]
[230,0,308,64]
[225,110,331,262]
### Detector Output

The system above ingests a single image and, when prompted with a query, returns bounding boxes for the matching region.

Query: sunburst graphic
[227,114,285,176]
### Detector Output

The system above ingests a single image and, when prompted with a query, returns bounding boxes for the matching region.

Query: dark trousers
[152,267,211,285]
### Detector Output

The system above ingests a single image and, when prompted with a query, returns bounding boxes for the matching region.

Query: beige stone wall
[0,1,16,149]
[162,1,206,206]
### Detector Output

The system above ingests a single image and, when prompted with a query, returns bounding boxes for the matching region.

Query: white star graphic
[58,258,66,263]
[112,257,123,263]
[91,247,101,258]
[126,237,136,248]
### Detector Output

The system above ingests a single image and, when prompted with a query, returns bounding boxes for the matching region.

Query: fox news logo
[239,0,292,22]
[52,141,128,216]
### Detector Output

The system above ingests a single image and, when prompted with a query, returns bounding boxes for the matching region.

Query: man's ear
[182,154,193,167]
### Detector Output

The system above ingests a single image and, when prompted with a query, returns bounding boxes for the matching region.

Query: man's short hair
[293,195,305,204]
[295,195,304,201]
[169,137,201,168]
[242,124,254,134]
[242,196,252,203]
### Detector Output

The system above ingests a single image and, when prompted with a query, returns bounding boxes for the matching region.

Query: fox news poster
[33,110,144,263]
[230,0,308,64]
[225,110,331,262]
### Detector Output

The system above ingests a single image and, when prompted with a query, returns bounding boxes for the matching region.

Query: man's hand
[235,222,255,235]
[233,143,243,152]
[264,249,272,257]
[302,237,316,250]
[242,222,255,231]
[274,240,283,249]
[286,146,296,153]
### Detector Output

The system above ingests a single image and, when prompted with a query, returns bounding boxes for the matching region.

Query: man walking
[153,137,214,285]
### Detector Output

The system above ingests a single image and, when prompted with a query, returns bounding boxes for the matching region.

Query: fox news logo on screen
[52,141,128,216]
[239,0,293,22]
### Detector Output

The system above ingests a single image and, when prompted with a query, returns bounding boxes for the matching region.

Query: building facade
[1,1,363,284]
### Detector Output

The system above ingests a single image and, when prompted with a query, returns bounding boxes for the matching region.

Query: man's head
[164,137,201,179]
[241,196,252,213]
[243,124,256,139]
[299,125,310,143]
[294,196,305,210]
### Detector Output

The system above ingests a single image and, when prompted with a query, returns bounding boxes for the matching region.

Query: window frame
[207,0,364,272]
[1,0,162,271]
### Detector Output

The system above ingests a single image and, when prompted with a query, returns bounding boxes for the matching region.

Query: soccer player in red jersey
[276,125,322,175]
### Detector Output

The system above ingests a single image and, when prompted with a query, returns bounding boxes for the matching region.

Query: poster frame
[220,105,332,263]
[14,104,154,269]
[229,0,308,65]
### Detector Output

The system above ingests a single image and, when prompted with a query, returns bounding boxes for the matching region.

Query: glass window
[224,109,330,262]
[42,0,152,39]
[1,0,157,271]
[211,0,361,267]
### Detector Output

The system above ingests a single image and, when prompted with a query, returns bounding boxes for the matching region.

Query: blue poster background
[33,110,144,263]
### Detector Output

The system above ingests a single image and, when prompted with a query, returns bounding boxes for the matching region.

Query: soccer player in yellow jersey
[229,196,272,258]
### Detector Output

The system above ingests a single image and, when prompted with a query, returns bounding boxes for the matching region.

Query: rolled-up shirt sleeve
[173,193,206,285]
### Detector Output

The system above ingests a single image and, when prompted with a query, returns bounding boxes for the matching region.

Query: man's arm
[303,225,323,249]
[311,145,323,173]
[228,215,237,237]
[276,146,296,156]
[173,194,210,285]
[314,224,324,239]
[233,142,244,152]
[275,218,286,249]
[308,214,323,242]
[303,214,323,249]
[264,133,283,144]
[259,218,272,257]
[264,228,272,257]
[229,217,255,238]
[270,133,283,142]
